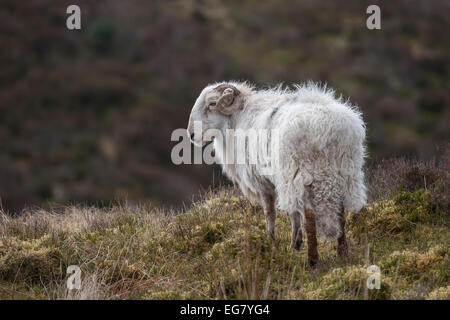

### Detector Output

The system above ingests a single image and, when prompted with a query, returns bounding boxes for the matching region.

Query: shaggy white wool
[187,81,367,240]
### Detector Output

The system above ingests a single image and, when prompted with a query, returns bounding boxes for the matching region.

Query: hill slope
[0,185,448,300]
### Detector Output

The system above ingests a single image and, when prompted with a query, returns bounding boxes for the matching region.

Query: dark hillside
[1,0,449,212]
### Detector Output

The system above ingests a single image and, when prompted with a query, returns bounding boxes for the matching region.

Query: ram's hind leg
[289,211,303,250]
[304,209,319,267]
[337,203,348,258]
[261,194,276,242]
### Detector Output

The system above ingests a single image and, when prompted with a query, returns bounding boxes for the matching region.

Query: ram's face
[187,83,241,147]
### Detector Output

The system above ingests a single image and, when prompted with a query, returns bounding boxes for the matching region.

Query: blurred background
[1,0,449,213]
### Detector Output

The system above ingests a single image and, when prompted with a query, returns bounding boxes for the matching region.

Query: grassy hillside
[0,157,448,299]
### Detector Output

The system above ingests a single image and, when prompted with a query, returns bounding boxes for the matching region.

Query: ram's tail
[306,171,366,240]
[343,172,367,213]
[307,177,344,241]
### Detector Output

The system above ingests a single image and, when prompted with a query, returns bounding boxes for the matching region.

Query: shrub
[368,146,449,208]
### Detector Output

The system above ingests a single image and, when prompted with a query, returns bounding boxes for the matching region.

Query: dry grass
[0,181,448,300]
[0,152,449,299]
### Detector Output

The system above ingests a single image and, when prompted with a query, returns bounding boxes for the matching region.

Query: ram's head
[187,83,242,147]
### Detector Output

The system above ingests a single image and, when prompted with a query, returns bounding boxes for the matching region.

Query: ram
[187,81,367,266]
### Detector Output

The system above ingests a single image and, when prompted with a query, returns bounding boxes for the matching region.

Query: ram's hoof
[290,239,303,250]
[337,245,348,258]
[307,258,318,268]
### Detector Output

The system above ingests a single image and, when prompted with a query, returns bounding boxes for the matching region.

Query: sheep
[187,81,367,266]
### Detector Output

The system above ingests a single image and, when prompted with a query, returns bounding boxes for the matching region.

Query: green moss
[305,266,392,300]
[380,245,449,281]
[348,199,414,239]
[143,289,197,300]
[393,189,434,223]
[348,189,441,242]
[0,235,61,283]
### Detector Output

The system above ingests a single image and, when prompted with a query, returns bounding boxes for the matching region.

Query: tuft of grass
[0,185,448,300]
[0,235,61,283]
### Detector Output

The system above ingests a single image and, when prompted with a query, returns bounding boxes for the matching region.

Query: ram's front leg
[261,194,276,242]
[304,208,319,267]
[337,203,348,258]
[289,211,303,250]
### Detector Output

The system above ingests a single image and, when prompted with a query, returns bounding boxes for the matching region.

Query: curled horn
[215,84,241,115]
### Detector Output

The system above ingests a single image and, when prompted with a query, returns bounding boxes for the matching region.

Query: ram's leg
[337,203,348,258]
[304,209,319,267]
[261,194,276,241]
[289,211,303,250]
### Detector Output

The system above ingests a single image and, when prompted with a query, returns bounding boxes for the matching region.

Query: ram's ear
[214,84,241,116]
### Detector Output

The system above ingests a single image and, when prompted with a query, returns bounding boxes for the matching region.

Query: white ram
[187,81,366,266]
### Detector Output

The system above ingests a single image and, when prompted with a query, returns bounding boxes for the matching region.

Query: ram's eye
[208,102,217,107]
